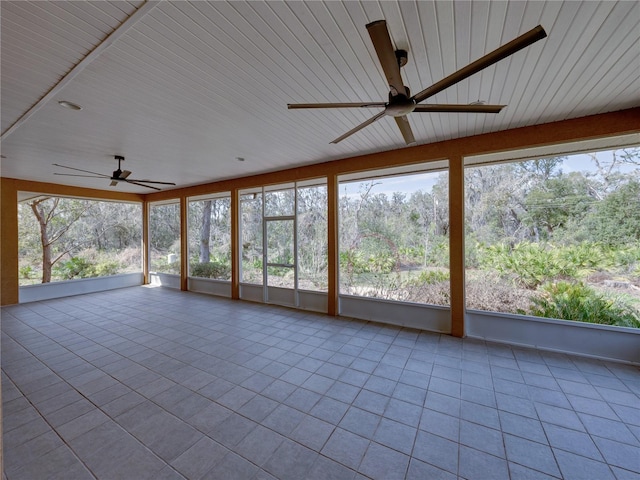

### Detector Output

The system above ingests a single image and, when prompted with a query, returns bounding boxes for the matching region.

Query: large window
[188,194,231,280]
[297,182,328,291]
[239,180,328,292]
[338,166,449,305]
[465,148,640,328]
[240,188,263,284]
[18,195,141,285]
[149,202,181,274]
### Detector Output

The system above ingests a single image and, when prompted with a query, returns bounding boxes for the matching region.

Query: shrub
[526,281,640,328]
[190,261,231,280]
[19,265,34,279]
[93,261,120,277]
[55,257,95,279]
[407,269,450,286]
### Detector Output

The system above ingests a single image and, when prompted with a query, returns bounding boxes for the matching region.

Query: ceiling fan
[288,21,546,145]
[53,155,176,191]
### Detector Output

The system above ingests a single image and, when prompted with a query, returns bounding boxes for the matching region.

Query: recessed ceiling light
[236,157,245,162]
[58,100,83,111]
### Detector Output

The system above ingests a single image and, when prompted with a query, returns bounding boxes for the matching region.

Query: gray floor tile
[306,455,357,480]
[170,436,228,479]
[202,451,260,480]
[322,428,370,469]
[593,436,640,473]
[358,441,410,480]
[499,410,547,444]
[543,422,604,461]
[4,287,639,480]
[554,448,617,480]
[412,430,459,474]
[419,408,460,442]
[263,439,319,480]
[504,433,561,477]
[262,403,305,435]
[373,417,417,454]
[460,420,505,458]
[290,414,335,451]
[535,402,585,431]
[235,424,285,466]
[459,444,510,480]
[406,458,456,480]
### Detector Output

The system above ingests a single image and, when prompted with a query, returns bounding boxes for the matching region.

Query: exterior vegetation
[149,202,181,274]
[18,197,141,285]
[338,149,640,327]
[17,148,639,328]
[188,197,231,280]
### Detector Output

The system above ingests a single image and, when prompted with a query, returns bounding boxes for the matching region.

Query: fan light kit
[288,21,546,145]
[53,155,176,191]
[58,100,83,111]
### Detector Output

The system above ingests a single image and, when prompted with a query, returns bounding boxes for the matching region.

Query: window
[464,148,640,328]
[18,195,141,285]
[240,189,263,284]
[188,195,231,280]
[338,166,450,305]
[149,202,180,275]
[297,183,328,292]
[240,180,328,293]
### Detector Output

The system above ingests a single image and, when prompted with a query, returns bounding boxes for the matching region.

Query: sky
[340,148,639,199]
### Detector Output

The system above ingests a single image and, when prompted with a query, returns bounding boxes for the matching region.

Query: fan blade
[52,163,109,177]
[110,180,118,187]
[123,179,176,185]
[288,102,386,109]
[366,20,406,96]
[53,173,108,179]
[121,170,132,179]
[413,104,505,113]
[127,180,161,191]
[395,116,415,145]
[413,25,546,104]
[330,111,386,144]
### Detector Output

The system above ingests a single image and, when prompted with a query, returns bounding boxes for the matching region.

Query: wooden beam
[142,200,149,284]
[180,196,188,291]
[1,178,19,305]
[327,175,339,316]
[449,157,465,337]
[231,189,240,299]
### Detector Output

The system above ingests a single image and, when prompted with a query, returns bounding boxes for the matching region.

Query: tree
[28,197,92,282]
[199,200,212,263]
[584,179,640,245]
[522,173,594,238]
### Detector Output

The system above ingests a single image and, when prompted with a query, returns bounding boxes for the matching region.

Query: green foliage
[339,249,395,275]
[19,265,34,279]
[477,242,629,288]
[93,261,120,277]
[190,261,231,280]
[525,281,640,328]
[54,257,122,279]
[523,173,594,238]
[413,270,450,285]
[55,257,95,279]
[584,180,640,246]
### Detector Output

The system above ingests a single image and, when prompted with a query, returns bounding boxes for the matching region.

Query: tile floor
[2,286,639,480]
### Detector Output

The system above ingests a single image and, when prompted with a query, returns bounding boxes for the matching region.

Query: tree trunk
[199,200,212,263]
[30,201,52,283]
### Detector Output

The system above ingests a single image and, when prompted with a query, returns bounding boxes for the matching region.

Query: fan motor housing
[386,94,416,117]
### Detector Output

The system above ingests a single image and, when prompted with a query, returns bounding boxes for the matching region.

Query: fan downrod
[113,155,125,179]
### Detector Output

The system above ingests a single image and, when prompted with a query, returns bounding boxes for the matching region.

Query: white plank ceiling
[1,1,638,193]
